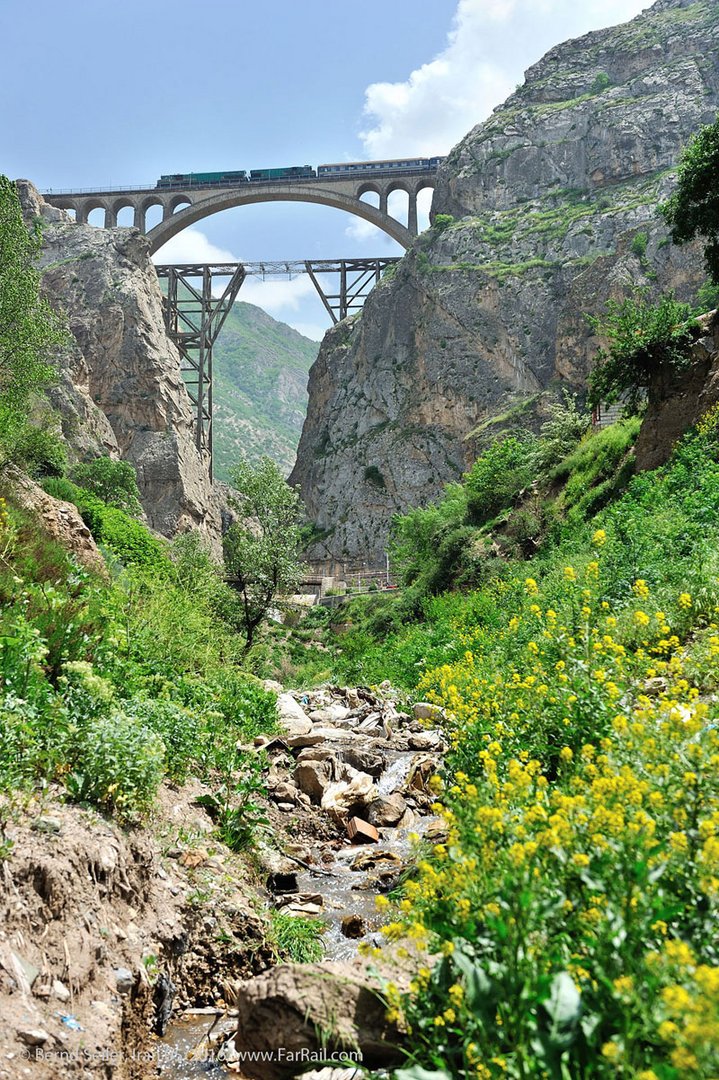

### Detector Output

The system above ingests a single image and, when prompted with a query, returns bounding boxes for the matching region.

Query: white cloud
[345,218,386,244]
[152,227,239,265]
[359,0,650,159]
[241,275,318,314]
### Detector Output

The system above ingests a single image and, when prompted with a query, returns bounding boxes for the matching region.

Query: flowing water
[158,740,439,1076]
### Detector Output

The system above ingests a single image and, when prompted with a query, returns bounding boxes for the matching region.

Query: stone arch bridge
[43,166,439,252]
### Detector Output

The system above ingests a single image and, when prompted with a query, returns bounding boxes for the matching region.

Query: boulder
[346,818,379,845]
[275,894,324,916]
[408,730,446,751]
[350,850,403,873]
[287,728,363,749]
[367,794,407,828]
[321,770,377,824]
[412,702,446,724]
[271,781,300,805]
[309,703,352,725]
[276,694,313,737]
[294,759,335,803]
[233,963,404,1080]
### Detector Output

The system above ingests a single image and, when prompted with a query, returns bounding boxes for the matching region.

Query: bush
[465,435,539,525]
[587,291,697,413]
[12,422,67,478]
[66,711,165,817]
[70,457,143,517]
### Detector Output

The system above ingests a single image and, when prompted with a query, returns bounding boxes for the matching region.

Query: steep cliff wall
[290,0,719,565]
[19,182,221,545]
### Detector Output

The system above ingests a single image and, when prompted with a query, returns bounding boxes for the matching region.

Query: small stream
[157,705,442,1077]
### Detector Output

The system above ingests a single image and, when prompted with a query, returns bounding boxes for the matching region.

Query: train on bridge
[155,157,444,189]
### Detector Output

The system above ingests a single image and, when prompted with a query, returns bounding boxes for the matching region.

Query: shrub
[465,435,539,526]
[587,291,697,413]
[12,422,67,478]
[65,711,165,817]
[69,457,143,517]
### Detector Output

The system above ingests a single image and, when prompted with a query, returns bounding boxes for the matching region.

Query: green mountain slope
[212,302,319,481]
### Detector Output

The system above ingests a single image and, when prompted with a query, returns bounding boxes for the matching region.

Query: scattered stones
[341,914,366,939]
[346,818,379,845]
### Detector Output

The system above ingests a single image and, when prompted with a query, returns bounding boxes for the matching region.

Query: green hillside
[211,301,319,482]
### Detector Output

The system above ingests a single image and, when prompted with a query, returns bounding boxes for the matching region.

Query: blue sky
[3,0,649,339]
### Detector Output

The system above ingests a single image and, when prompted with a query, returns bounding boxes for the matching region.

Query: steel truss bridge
[156,258,399,479]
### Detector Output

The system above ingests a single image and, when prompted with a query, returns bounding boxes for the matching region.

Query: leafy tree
[223,456,304,650]
[662,114,719,284]
[0,176,67,463]
[70,456,143,517]
[587,291,696,414]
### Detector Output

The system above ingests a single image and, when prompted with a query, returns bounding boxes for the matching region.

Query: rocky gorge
[17,181,222,549]
[290,0,719,565]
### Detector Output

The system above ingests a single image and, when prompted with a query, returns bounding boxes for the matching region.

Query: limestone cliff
[290,0,719,565]
[18,181,221,546]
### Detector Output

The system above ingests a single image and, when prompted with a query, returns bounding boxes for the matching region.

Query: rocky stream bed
[0,685,445,1080]
[159,683,446,1079]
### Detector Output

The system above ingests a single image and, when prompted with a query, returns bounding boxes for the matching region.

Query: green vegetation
[0,468,277,823]
[663,112,719,284]
[587,291,697,414]
[374,413,719,1078]
[0,175,68,466]
[268,911,326,963]
[211,301,319,480]
[69,456,143,516]
[223,456,305,650]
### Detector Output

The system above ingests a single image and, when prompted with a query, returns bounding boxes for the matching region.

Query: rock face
[290,0,719,564]
[4,465,106,575]
[17,181,221,547]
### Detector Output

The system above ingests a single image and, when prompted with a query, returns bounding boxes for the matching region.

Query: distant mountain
[211,302,319,482]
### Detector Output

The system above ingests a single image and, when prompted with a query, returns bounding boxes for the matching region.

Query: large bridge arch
[145,185,413,254]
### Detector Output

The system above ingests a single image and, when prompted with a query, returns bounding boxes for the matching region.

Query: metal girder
[155,257,399,478]
[156,263,245,481]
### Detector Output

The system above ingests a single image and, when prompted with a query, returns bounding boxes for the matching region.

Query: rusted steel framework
[156,259,399,477]
[156,263,245,480]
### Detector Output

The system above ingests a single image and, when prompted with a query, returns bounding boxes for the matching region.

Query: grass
[268,912,326,963]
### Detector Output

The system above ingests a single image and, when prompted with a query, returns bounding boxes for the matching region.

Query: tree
[223,457,304,650]
[662,114,719,284]
[0,176,67,462]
